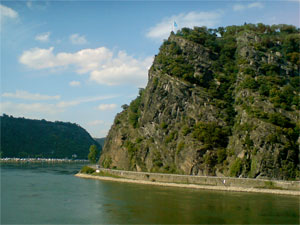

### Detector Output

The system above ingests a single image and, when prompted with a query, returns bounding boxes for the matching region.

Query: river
[1,163,299,224]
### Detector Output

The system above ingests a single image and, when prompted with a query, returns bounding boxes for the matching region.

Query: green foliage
[217,148,227,163]
[250,158,258,178]
[152,77,159,89]
[244,134,254,148]
[95,170,122,178]
[128,95,142,128]
[165,131,178,144]
[176,141,185,155]
[242,105,295,129]
[170,24,300,113]
[230,158,243,177]
[260,63,280,76]
[268,113,293,128]
[152,151,163,169]
[88,145,99,163]
[281,160,298,180]
[102,156,112,168]
[107,24,299,179]
[0,115,100,159]
[192,122,230,149]
[204,152,217,167]
[124,141,137,159]
[156,40,195,83]
[160,122,168,129]
[181,125,191,136]
[240,76,259,90]
[135,137,143,144]
[80,166,96,174]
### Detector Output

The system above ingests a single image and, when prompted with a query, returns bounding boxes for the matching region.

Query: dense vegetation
[100,24,299,180]
[1,114,100,159]
[153,24,299,179]
[88,144,100,163]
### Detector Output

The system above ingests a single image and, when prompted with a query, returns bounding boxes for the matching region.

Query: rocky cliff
[100,24,299,180]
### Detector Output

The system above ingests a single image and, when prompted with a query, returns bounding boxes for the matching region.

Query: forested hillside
[1,115,100,159]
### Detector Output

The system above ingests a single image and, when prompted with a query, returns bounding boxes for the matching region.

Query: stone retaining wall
[97,168,300,191]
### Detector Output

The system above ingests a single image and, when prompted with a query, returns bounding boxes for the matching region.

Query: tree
[88,145,99,163]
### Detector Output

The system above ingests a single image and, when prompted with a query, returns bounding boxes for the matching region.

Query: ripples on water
[1,163,299,224]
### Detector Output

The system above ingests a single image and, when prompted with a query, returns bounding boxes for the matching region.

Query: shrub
[125,141,137,158]
[176,141,185,155]
[192,122,230,148]
[268,113,293,128]
[230,158,243,177]
[181,125,191,136]
[165,131,177,144]
[128,96,142,128]
[217,148,227,163]
[160,122,168,129]
[80,166,96,174]
[135,137,143,143]
[102,157,112,168]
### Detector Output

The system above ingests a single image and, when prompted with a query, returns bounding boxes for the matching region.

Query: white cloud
[70,33,87,45]
[233,4,245,11]
[19,47,111,71]
[26,1,33,9]
[19,46,153,87]
[2,90,60,101]
[98,104,117,111]
[90,52,153,86]
[87,120,105,126]
[69,80,81,87]
[1,94,118,120]
[35,32,50,42]
[233,2,264,11]
[248,2,264,9]
[146,11,222,40]
[98,129,109,137]
[1,101,62,116]
[26,1,49,10]
[0,4,18,21]
[56,95,118,108]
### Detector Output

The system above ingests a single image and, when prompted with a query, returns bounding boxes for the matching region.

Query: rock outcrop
[100,24,299,180]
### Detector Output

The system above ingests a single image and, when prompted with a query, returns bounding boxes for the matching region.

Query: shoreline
[75,173,300,196]
[0,158,89,163]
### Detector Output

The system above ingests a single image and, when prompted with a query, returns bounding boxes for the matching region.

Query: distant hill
[1,115,101,159]
[94,138,106,148]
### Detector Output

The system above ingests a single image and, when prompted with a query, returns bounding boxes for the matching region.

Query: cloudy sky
[1,1,299,137]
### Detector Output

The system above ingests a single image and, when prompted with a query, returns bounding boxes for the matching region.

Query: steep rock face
[100,24,299,180]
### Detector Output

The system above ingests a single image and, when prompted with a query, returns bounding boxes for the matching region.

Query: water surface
[1,163,299,224]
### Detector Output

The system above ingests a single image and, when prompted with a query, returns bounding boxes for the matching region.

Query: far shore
[75,173,300,196]
[0,158,89,163]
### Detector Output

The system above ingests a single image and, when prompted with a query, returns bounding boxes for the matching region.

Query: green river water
[1,163,299,224]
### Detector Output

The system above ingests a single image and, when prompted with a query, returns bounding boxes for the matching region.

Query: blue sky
[1,0,299,138]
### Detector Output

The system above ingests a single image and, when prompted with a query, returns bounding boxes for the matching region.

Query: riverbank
[0,158,89,163]
[75,171,300,196]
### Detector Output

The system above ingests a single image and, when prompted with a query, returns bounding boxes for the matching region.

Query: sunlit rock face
[100,24,300,180]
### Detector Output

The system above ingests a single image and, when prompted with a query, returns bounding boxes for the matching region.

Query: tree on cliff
[88,144,99,163]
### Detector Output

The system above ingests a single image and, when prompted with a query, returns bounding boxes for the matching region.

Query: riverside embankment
[76,168,300,196]
[0,158,89,163]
